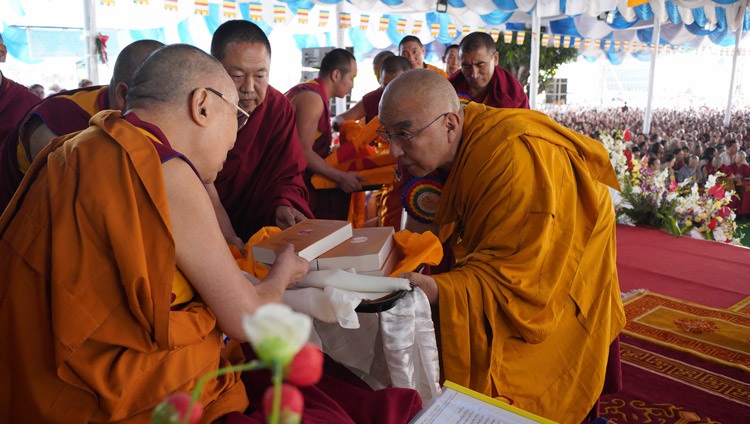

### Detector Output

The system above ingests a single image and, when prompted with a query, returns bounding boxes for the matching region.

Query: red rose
[708,185,725,199]
[263,383,304,424]
[152,393,202,424]
[285,343,324,387]
[708,218,718,230]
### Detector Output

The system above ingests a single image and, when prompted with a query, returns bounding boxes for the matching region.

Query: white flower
[242,303,312,368]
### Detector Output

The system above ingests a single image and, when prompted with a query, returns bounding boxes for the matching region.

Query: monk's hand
[227,235,247,257]
[337,171,366,193]
[403,272,438,304]
[275,205,307,229]
[269,244,309,289]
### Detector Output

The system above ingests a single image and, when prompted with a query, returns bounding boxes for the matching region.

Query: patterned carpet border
[622,291,750,372]
[728,296,750,315]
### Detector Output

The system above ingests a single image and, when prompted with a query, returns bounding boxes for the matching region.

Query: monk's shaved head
[380,56,410,76]
[459,31,497,55]
[127,44,227,110]
[111,39,165,88]
[380,68,460,118]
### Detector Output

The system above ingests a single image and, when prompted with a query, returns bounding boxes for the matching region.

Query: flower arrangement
[600,131,742,245]
[151,304,323,424]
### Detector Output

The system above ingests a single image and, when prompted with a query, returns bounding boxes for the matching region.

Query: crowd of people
[2,25,628,423]
[547,106,750,217]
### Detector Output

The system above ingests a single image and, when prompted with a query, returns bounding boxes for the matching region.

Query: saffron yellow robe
[433,103,626,423]
[0,110,247,423]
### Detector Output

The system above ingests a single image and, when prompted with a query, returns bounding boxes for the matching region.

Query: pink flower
[708,185,725,200]
[285,343,324,387]
[152,393,202,424]
[669,180,677,192]
[264,383,304,424]
[718,206,732,218]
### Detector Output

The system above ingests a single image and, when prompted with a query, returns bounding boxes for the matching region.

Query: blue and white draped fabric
[1,0,748,65]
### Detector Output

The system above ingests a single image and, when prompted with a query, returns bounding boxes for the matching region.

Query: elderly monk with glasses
[379,69,625,424]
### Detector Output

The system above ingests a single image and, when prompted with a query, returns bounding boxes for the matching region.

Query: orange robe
[0,110,247,423]
[433,103,625,423]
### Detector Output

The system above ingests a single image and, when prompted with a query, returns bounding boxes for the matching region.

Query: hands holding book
[263,244,310,291]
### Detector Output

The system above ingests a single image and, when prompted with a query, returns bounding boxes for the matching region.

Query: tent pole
[83,0,99,84]
[334,1,346,116]
[529,7,541,110]
[724,24,743,128]
[642,18,661,136]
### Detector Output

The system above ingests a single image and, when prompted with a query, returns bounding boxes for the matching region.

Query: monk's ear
[445,112,461,142]
[190,88,210,127]
[113,82,128,112]
[492,51,499,66]
[331,69,341,83]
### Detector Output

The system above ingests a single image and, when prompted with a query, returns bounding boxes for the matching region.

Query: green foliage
[496,30,579,94]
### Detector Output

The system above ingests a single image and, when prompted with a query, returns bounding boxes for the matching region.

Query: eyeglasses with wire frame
[376,112,449,147]
[205,87,250,131]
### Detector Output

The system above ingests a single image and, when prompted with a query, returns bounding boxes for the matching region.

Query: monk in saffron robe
[450,32,529,109]
[0,39,164,211]
[398,35,449,78]
[209,20,312,243]
[286,48,363,221]
[380,69,625,423]
[0,44,421,424]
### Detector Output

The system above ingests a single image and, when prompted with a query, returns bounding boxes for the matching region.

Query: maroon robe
[285,78,350,221]
[215,86,312,241]
[361,86,384,124]
[450,65,529,109]
[0,84,106,211]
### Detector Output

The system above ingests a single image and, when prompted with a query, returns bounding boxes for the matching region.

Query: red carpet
[616,225,750,308]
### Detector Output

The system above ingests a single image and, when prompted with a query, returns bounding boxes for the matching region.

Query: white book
[315,227,395,272]
[251,219,353,264]
[409,381,555,424]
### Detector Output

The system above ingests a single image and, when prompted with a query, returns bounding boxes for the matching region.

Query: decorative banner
[490,28,500,42]
[504,30,513,43]
[448,24,457,37]
[194,0,209,15]
[623,41,629,50]
[249,2,262,21]
[583,38,590,49]
[100,0,115,5]
[631,41,639,52]
[478,27,487,33]
[553,34,560,47]
[340,11,351,28]
[397,18,406,34]
[274,4,286,23]
[319,9,329,27]
[614,41,621,51]
[297,8,309,24]
[133,0,148,5]
[541,33,549,47]
[573,37,580,48]
[594,39,601,49]
[563,35,571,47]
[604,39,611,50]
[360,15,369,30]
[642,43,649,53]
[164,0,178,11]
[431,23,440,37]
[223,0,237,18]
[412,20,422,35]
[462,25,470,34]
[516,31,525,45]
[379,16,389,32]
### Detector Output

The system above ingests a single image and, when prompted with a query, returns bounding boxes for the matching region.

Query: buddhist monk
[332,55,410,128]
[380,69,625,423]
[1,43,423,424]
[398,35,448,78]
[0,39,164,211]
[0,33,41,207]
[286,48,363,220]
[450,31,529,109]
[209,20,312,244]
[441,44,460,77]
